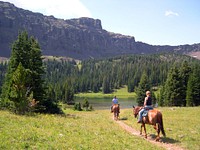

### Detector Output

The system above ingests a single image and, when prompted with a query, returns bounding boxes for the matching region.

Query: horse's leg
[152,124,160,141]
[140,124,143,135]
[114,112,118,121]
[117,112,119,120]
[143,124,147,138]
[155,124,160,141]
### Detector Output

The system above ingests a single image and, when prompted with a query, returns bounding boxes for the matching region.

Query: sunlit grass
[0,109,164,150]
[121,107,200,150]
[1,106,199,149]
[76,86,136,99]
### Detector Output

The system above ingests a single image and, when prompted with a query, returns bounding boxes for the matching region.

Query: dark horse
[112,104,120,120]
[132,106,166,141]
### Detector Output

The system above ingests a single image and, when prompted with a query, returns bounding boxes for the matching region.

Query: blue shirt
[112,98,118,104]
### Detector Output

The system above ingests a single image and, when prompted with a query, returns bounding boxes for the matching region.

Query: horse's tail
[158,111,166,137]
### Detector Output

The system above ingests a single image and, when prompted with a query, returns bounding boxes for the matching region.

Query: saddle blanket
[142,110,148,117]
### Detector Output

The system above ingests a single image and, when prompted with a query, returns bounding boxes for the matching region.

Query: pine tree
[102,76,111,94]
[186,73,194,106]
[63,83,74,104]
[1,31,60,113]
[186,65,200,106]
[83,98,90,111]
[9,63,33,114]
[127,78,134,92]
[135,72,150,106]
[179,61,191,106]
[158,86,164,106]
[1,31,31,109]
[29,37,45,103]
[163,65,183,106]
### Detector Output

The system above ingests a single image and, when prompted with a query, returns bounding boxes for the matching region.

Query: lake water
[75,97,137,110]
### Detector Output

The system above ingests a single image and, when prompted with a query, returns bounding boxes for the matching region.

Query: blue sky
[2,0,200,46]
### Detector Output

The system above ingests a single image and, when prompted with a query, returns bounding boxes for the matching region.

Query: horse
[112,104,120,120]
[132,105,166,141]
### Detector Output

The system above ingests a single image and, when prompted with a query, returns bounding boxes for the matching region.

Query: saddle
[142,107,153,117]
[142,110,148,117]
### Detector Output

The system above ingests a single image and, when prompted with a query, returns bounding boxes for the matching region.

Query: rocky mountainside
[0,1,200,60]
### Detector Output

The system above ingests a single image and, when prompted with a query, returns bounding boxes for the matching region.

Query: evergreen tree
[29,37,46,103]
[135,72,150,106]
[163,65,183,106]
[158,86,164,106]
[63,83,74,104]
[151,91,157,106]
[1,31,60,113]
[83,98,89,111]
[74,102,82,111]
[102,76,111,94]
[179,61,191,106]
[0,62,7,95]
[186,65,200,106]
[127,78,134,92]
[186,73,194,106]
[1,31,31,109]
[9,63,33,114]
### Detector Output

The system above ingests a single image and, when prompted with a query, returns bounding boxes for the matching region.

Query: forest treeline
[42,54,200,107]
[0,31,200,115]
[1,53,200,108]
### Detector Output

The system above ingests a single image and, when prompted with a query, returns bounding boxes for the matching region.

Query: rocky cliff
[0,1,200,60]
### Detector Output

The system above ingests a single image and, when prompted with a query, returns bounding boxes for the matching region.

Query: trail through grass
[0,109,164,150]
[121,107,200,150]
[1,107,199,149]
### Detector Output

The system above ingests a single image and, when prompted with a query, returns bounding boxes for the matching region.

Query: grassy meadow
[0,109,165,150]
[76,86,136,99]
[121,107,200,150]
[0,107,200,149]
[1,87,199,150]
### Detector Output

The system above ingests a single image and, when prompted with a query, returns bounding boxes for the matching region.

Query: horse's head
[132,105,141,118]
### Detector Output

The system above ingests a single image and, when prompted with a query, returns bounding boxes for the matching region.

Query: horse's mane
[135,106,143,114]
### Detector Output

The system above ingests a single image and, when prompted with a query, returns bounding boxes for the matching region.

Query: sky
[2,0,200,46]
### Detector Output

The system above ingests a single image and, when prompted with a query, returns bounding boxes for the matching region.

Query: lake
[75,97,137,110]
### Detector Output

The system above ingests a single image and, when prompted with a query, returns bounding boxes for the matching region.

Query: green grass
[76,86,136,99]
[1,106,199,149]
[121,107,200,150]
[0,109,164,150]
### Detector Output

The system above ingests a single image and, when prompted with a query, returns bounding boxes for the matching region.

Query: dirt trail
[115,120,185,150]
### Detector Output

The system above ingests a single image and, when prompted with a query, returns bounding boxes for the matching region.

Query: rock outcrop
[0,1,200,60]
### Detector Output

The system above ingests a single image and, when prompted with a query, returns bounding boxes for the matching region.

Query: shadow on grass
[119,117,128,120]
[149,134,180,144]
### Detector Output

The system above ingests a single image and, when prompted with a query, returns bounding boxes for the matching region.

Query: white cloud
[165,10,179,17]
[2,0,92,19]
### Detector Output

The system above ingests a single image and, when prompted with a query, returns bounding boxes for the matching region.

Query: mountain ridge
[0,1,200,60]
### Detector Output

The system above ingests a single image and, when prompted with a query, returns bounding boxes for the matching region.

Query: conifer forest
[0,31,200,114]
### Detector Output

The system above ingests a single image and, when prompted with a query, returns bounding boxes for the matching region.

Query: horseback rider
[137,91,153,123]
[111,96,120,113]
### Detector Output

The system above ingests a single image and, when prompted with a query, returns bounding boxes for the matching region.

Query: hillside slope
[0,1,200,60]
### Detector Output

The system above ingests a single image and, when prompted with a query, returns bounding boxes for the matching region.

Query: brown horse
[112,104,120,120]
[132,106,166,141]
